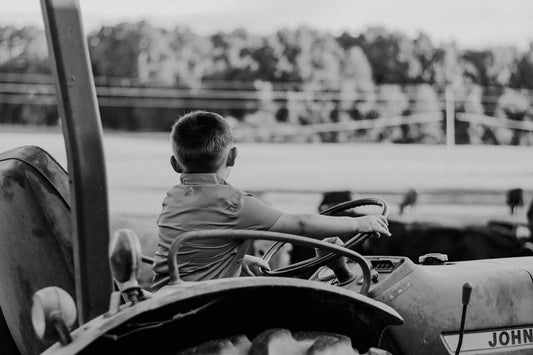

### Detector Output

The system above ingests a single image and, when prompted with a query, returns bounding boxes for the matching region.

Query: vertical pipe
[446,85,455,147]
[40,0,112,324]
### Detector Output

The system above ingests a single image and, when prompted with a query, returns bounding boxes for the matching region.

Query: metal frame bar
[40,0,111,324]
[457,112,533,132]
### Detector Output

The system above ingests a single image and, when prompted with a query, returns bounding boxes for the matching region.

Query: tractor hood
[373,256,533,354]
[43,277,403,355]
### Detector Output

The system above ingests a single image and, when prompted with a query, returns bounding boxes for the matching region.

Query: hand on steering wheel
[165,198,389,296]
[260,198,389,278]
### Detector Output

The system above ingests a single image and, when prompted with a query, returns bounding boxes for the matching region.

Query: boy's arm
[269,213,390,240]
[238,195,390,240]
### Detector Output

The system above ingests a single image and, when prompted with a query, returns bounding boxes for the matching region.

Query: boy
[151,111,390,291]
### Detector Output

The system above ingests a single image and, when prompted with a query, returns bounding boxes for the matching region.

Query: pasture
[1,127,532,265]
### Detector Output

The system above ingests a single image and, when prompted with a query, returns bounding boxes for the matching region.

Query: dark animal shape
[318,190,352,213]
[291,216,532,266]
[399,189,417,215]
[506,188,523,215]
[362,219,532,263]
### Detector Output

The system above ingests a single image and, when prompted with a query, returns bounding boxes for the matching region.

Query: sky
[2,0,533,50]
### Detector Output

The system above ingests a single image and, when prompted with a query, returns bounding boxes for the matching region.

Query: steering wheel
[166,229,373,295]
[260,198,388,278]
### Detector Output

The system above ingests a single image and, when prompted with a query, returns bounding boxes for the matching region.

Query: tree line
[0,23,532,144]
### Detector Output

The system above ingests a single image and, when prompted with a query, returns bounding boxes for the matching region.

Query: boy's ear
[170,156,183,173]
[226,146,237,167]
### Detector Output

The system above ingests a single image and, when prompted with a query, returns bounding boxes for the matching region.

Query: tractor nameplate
[442,326,533,353]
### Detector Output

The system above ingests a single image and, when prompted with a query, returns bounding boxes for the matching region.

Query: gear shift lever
[315,237,356,285]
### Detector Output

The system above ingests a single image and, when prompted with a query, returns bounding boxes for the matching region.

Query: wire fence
[1,73,533,143]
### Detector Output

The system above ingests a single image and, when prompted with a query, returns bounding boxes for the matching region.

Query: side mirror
[31,287,77,345]
[109,229,142,303]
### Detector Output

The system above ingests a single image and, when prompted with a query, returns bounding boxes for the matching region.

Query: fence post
[445,85,455,147]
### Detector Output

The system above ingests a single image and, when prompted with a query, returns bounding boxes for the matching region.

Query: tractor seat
[0,146,74,355]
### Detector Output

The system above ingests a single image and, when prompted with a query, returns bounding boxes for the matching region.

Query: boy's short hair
[171,111,233,173]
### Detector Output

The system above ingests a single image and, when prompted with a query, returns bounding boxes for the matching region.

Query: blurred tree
[136,24,176,86]
[376,84,410,117]
[412,32,436,83]
[0,26,49,73]
[208,29,262,82]
[89,23,146,79]
[248,36,285,82]
[485,47,518,87]
[338,46,376,127]
[254,80,277,119]
[368,84,408,142]
[0,26,53,125]
[512,42,533,89]
[342,46,374,87]
[350,27,410,83]
[455,84,485,144]
[432,43,463,87]
[266,27,345,133]
[461,50,488,86]
[3,22,533,144]
[339,27,436,85]
[493,88,531,144]
[403,84,443,143]
[162,27,213,88]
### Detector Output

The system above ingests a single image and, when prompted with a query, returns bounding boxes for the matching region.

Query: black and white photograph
[1,0,532,354]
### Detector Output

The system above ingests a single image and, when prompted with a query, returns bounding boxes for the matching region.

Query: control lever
[316,237,356,285]
[455,282,473,355]
[109,229,143,304]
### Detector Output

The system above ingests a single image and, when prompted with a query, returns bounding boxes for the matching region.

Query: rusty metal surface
[0,146,75,355]
[373,257,533,354]
[40,0,112,323]
[42,277,403,355]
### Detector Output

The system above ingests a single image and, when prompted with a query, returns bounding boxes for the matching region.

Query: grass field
[1,127,532,267]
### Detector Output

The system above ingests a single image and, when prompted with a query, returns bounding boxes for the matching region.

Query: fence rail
[1,73,533,143]
[236,113,443,138]
[456,113,533,132]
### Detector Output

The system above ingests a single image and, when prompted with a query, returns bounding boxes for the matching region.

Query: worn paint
[0,147,75,355]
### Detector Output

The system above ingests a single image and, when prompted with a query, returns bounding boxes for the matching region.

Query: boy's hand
[354,215,391,237]
[242,255,271,276]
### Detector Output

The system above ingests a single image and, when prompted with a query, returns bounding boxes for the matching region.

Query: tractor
[0,1,532,354]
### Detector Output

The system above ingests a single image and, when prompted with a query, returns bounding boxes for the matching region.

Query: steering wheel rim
[261,197,388,277]
[166,229,373,295]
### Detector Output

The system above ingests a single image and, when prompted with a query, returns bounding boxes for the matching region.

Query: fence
[1,73,532,144]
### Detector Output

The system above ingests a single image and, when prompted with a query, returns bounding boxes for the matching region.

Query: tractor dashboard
[313,256,412,296]
[370,257,405,273]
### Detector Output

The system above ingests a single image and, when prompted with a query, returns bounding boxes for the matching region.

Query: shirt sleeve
[236,194,283,230]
